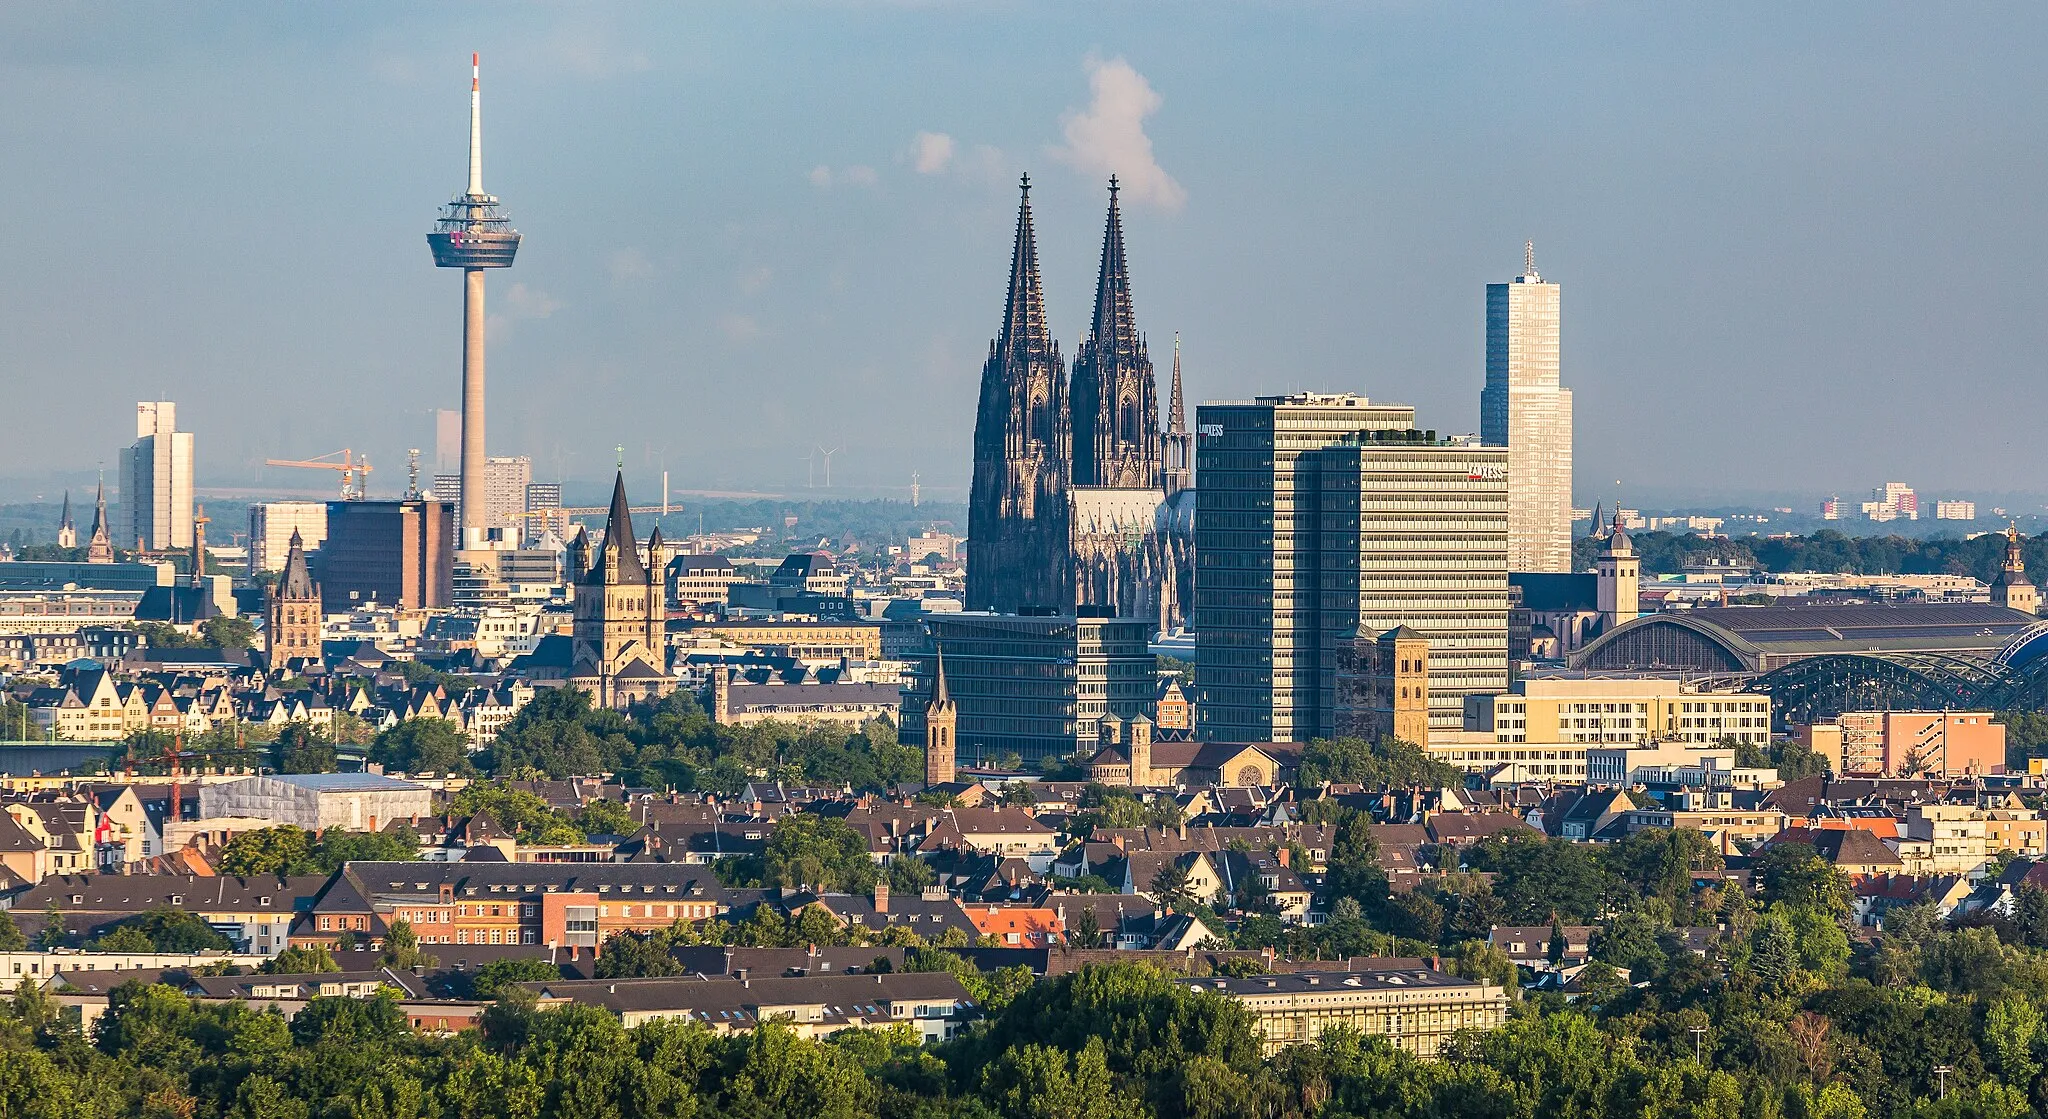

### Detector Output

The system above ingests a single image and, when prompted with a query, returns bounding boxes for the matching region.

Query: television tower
[426,53,520,547]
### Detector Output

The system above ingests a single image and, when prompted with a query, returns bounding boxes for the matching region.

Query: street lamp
[1934,1065,1954,1101]
[1688,1025,1708,1064]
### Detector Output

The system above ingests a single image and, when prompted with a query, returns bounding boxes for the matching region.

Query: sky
[1,3,2044,510]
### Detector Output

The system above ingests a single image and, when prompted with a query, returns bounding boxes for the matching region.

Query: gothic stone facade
[967,176,1194,632]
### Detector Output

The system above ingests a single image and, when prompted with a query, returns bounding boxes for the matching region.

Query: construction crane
[265,448,372,500]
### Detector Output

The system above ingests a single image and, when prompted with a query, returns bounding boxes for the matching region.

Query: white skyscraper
[119,401,196,551]
[1481,244,1574,574]
[248,501,329,573]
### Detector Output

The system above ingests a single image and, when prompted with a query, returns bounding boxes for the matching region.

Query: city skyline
[3,5,2045,504]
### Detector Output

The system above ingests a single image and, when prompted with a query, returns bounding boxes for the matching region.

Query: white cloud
[808,164,879,189]
[487,282,562,339]
[738,266,774,296]
[1051,56,1186,211]
[720,312,762,343]
[608,248,655,285]
[913,131,955,174]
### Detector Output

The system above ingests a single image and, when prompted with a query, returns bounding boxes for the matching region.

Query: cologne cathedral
[966,175,1195,634]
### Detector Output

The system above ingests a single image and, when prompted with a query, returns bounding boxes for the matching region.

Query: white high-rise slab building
[248,502,329,573]
[119,401,195,551]
[1481,245,1574,574]
[430,455,531,547]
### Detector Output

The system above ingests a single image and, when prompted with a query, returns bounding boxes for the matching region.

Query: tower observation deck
[426,54,520,546]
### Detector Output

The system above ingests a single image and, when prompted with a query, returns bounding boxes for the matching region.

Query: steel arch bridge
[1744,634,2048,723]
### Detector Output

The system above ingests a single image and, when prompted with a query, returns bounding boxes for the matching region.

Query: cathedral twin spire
[967,172,1176,612]
[1072,177,1161,489]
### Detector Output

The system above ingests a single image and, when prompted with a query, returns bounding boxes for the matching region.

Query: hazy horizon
[3,4,2043,509]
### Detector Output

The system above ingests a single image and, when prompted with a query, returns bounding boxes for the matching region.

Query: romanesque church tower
[569,472,673,709]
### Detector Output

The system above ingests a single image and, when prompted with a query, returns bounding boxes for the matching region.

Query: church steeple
[995,174,1054,365]
[1993,523,2038,616]
[594,470,647,585]
[56,491,76,549]
[85,477,114,564]
[1071,176,1160,490]
[923,642,958,787]
[1087,177,1140,365]
[1163,333,1192,497]
[967,174,1072,613]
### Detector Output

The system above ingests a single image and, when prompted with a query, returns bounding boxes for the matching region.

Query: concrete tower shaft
[426,53,520,545]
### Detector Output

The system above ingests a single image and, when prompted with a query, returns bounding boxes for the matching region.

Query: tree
[271,722,337,774]
[595,928,686,979]
[93,908,232,953]
[1069,906,1101,949]
[762,814,879,893]
[312,827,418,871]
[1547,918,1568,965]
[263,944,341,974]
[1150,863,1196,914]
[1323,814,1387,906]
[1450,941,1518,996]
[371,718,472,774]
[0,909,25,951]
[1296,736,1464,788]
[199,614,258,650]
[1754,842,1851,915]
[470,956,562,998]
[91,925,157,952]
[380,919,435,970]
[1751,913,1797,993]
[1470,833,1619,924]
[574,797,637,838]
[448,783,584,845]
[887,855,936,896]
[221,826,318,876]
[35,902,68,949]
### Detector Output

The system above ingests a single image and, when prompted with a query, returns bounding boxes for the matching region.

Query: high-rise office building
[900,612,1156,765]
[1194,393,1509,742]
[248,502,329,574]
[524,481,563,546]
[429,455,529,546]
[119,401,196,551]
[1481,244,1573,574]
[433,409,461,474]
[320,499,455,612]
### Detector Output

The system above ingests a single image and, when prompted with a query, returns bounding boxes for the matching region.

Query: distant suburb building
[1181,967,1509,1058]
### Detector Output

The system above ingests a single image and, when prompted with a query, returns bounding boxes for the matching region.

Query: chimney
[874,878,889,913]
